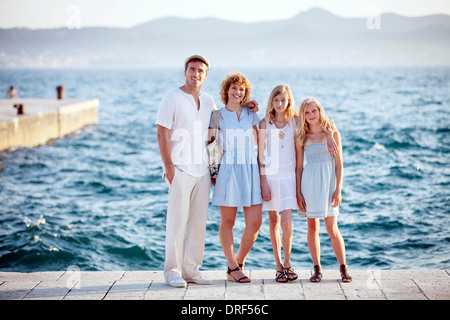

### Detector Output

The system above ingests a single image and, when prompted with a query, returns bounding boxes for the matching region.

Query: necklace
[274,120,287,145]
[277,126,287,149]
[278,130,286,141]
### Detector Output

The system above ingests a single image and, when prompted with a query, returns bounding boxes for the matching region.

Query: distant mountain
[0,7,449,68]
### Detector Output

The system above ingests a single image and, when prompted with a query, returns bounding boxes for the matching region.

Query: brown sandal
[275,270,287,283]
[227,266,251,283]
[284,266,298,281]
[310,265,323,282]
[340,264,353,283]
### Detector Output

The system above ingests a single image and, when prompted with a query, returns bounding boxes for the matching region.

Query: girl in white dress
[259,84,301,282]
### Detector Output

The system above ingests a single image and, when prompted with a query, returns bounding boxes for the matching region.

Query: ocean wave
[105,245,151,260]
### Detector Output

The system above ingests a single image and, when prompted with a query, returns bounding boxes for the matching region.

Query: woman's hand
[297,192,306,212]
[331,189,342,207]
[261,181,271,202]
[326,133,338,157]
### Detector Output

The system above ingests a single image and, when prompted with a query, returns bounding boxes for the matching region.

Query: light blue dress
[210,107,262,207]
[300,143,339,218]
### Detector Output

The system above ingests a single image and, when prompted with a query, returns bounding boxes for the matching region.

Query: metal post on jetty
[57,86,65,100]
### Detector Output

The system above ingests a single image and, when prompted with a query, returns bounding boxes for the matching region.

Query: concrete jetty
[0,270,448,300]
[0,98,99,151]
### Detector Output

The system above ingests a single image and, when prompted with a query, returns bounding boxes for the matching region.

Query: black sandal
[310,265,323,282]
[275,270,287,283]
[284,266,298,281]
[340,264,353,283]
[227,266,251,283]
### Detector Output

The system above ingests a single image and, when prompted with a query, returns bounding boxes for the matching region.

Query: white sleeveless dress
[262,118,298,212]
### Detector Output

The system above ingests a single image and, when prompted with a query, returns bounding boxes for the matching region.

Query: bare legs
[307,216,349,281]
[307,218,321,267]
[268,209,293,272]
[219,204,262,282]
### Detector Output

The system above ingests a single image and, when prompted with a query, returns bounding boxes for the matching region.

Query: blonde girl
[258,84,300,282]
[297,97,352,283]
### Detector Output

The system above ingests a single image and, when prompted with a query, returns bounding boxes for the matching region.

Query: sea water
[0,66,449,271]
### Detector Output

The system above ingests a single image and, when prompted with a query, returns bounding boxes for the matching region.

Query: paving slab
[0,281,39,300]
[144,281,186,300]
[104,279,151,300]
[23,280,73,300]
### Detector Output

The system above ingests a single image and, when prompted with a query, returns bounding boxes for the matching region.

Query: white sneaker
[185,274,212,285]
[166,277,187,288]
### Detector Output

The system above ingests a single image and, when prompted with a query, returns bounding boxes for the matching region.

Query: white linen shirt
[155,87,217,177]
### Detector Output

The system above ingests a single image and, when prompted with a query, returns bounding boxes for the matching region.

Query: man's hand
[246,100,259,112]
[165,165,175,184]
[157,124,175,186]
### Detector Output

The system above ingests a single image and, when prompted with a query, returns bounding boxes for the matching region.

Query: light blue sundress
[300,143,339,218]
[210,107,262,207]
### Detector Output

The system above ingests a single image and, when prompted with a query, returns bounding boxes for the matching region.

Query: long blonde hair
[297,97,336,145]
[265,84,298,124]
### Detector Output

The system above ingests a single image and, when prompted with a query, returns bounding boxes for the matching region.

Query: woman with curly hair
[209,71,262,283]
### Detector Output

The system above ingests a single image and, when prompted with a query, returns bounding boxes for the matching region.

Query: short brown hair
[219,71,252,106]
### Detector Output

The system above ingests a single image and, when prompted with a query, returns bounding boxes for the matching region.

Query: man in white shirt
[155,55,215,287]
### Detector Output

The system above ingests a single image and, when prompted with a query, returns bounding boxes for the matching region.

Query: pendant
[279,130,286,141]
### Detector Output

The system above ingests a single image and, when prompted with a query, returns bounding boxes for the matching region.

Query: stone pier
[0,98,99,151]
[0,270,448,300]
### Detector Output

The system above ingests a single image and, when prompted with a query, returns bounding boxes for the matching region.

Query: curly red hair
[219,71,252,106]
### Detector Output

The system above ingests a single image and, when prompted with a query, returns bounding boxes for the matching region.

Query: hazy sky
[1,0,449,29]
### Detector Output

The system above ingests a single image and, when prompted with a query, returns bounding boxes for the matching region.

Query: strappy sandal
[275,270,287,283]
[310,265,323,282]
[227,266,251,283]
[284,266,298,281]
[340,264,353,283]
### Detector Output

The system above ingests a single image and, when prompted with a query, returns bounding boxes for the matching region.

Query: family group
[155,55,352,288]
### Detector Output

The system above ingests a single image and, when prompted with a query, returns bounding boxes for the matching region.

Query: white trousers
[164,167,211,282]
